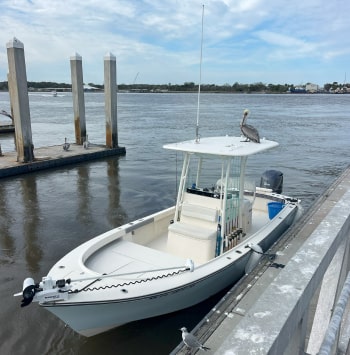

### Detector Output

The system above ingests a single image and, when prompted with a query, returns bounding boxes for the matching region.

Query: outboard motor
[260,170,283,194]
[21,278,37,307]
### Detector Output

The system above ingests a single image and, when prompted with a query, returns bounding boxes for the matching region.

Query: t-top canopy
[163,136,278,157]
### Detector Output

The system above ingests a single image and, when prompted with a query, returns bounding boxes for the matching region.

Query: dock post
[7,72,16,150]
[104,52,118,148]
[7,73,15,123]
[6,38,34,162]
[70,53,86,145]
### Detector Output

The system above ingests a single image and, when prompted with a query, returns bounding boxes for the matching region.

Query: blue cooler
[267,202,285,219]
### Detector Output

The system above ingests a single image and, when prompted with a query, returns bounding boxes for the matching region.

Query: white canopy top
[163,136,278,157]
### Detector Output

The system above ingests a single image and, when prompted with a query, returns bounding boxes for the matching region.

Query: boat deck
[85,238,186,276]
[84,209,269,275]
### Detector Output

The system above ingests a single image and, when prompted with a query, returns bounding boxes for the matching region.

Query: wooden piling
[104,52,118,148]
[70,53,87,145]
[6,38,34,162]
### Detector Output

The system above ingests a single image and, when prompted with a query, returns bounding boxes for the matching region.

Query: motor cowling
[21,278,37,307]
[260,170,283,194]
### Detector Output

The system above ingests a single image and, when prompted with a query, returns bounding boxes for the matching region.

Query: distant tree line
[0,81,72,91]
[118,82,292,93]
[0,80,348,93]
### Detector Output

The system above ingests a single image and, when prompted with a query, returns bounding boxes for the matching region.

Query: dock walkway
[0,144,126,178]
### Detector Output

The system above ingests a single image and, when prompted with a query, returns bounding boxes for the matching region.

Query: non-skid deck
[85,238,186,276]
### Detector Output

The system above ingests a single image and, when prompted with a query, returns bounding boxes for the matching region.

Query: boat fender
[245,244,263,275]
[247,244,276,260]
[186,259,195,272]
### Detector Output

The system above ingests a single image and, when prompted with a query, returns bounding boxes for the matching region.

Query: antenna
[133,72,139,85]
[195,4,204,143]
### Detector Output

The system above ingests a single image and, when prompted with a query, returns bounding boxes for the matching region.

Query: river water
[0,92,349,354]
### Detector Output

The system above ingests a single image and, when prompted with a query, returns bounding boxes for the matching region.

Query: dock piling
[1,40,126,178]
[70,53,87,145]
[6,38,34,162]
[104,52,118,148]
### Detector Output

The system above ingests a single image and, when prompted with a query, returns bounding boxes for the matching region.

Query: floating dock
[171,166,350,354]
[0,124,15,133]
[0,144,125,178]
[1,38,125,178]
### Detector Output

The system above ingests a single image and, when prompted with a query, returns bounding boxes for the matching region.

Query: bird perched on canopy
[240,109,260,143]
[180,327,210,351]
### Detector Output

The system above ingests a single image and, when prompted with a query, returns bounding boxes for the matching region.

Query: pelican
[240,109,260,143]
[63,137,70,151]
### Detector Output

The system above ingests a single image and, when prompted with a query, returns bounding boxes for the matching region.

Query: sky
[0,0,349,86]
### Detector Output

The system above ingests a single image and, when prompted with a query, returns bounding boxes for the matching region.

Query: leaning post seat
[167,203,218,264]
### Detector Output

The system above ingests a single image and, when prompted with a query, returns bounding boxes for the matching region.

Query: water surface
[0,92,349,354]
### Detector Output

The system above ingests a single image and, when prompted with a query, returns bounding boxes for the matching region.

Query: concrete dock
[0,144,126,178]
[171,166,350,354]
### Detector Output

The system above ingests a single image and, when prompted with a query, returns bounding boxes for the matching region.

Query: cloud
[0,0,349,85]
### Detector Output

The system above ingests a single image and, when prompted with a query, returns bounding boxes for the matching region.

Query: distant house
[306,83,319,93]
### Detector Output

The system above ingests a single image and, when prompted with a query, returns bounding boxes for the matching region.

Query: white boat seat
[181,203,218,223]
[167,222,217,264]
[179,203,219,231]
[168,222,216,240]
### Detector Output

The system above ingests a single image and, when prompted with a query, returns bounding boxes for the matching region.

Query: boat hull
[44,252,250,336]
[43,204,298,337]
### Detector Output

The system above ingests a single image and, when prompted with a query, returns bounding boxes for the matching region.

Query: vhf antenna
[195,4,204,143]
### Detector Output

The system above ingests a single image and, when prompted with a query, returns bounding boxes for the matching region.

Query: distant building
[305,83,319,93]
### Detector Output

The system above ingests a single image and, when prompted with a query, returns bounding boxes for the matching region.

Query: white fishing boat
[14,8,300,337]
[16,133,301,337]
